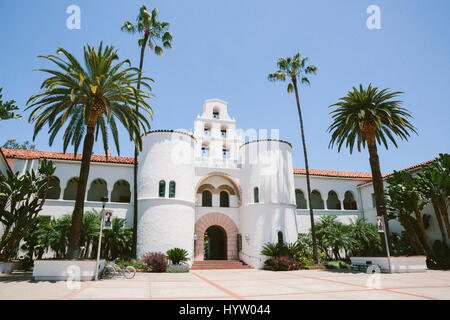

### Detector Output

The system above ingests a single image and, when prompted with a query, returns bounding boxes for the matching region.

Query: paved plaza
[0,269,449,300]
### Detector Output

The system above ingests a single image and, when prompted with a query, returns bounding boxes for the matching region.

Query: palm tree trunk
[412,201,435,258]
[365,133,391,251]
[402,215,425,254]
[292,77,318,264]
[431,197,447,244]
[132,32,149,259]
[67,124,96,259]
[437,194,450,239]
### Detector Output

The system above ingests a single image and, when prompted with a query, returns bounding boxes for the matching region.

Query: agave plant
[166,248,189,265]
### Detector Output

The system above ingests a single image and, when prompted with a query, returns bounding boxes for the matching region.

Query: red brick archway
[194,213,238,261]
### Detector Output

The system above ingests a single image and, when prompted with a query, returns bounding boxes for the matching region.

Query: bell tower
[193,99,242,166]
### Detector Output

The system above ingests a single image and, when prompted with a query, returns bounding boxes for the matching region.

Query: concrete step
[191,260,253,270]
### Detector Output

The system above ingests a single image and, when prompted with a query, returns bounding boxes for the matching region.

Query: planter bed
[33,259,105,281]
[350,256,427,273]
[0,261,22,274]
[303,265,326,270]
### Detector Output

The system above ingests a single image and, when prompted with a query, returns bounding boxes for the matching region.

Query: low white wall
[350,256,427,273]
[33,260,105,281]
[0,261,22,274]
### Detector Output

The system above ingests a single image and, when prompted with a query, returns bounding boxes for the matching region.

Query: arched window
[204,123,211,136]
[111,180,131,203]
[169,181,176,198]
[202,190,212,207]
[159,180,166,197]
[277,231,284,245]
[213,107,219,119]
[87,179,108,202]
[326,191,341,210]
[295,189,307,209]
[220,191,229,207]
[343,191,357,210]
[222,146,229,159]
[253,187,259,203]
[63,177,79,200]
[310,190,324,209]
[201,144,209,157]
[47,176,61,200]
[221,125,227,138]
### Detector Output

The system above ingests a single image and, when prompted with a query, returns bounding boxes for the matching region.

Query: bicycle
[102,261,136,279]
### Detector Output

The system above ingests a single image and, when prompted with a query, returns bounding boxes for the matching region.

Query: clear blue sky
[0,0,449,173]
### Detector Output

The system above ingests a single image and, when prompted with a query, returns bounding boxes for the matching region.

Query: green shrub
[325,260,350,269]
[166,248,189,265]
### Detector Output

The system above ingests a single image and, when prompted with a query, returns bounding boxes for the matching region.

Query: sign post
[377,216,392,273]
[94,197,109,281]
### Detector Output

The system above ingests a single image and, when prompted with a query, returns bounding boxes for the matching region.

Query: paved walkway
[1,269,449,300]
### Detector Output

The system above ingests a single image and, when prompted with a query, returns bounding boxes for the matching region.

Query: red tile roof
[357,157,439,186]
[2,148,135,164]
[293,168,372,179]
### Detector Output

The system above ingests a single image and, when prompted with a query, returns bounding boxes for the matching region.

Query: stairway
[191,260,253,270]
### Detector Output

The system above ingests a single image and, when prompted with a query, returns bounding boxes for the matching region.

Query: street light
[94,196,108,281]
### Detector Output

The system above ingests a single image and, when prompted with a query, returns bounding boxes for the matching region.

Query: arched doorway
[194,213,238,261]
[204,225,227,260]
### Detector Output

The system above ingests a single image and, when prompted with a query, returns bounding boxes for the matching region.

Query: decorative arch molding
[194,213,239,261]
[194,172,242,201]
[197,184,216,194]
[216,184,235,195]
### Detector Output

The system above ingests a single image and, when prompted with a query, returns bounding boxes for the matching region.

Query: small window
[204,125,210,136]
[237,234,242,252]
[202,190,212,207]
[201,145,209,157]
[159,180,166,197]
[220,191,229,207]
[169,181,176,198]
[371,193,376,208]
[213,111,219,119]
[277,231,283,245]
[222,148,228,159]
[253,187,259,203]
[221,129,226,137]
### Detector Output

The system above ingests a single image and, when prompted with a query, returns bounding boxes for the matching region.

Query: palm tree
[328,84,417,249]
[122,5,173,257]
[26,43,154,259]
[0,88,23,121]
[268,52,319,264]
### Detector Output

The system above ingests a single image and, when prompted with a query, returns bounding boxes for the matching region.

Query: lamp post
[94,196,108,281]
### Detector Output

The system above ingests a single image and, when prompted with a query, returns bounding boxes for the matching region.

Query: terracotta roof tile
[293,168,372,179]
[357,157,439,186]
[2,148,135,164]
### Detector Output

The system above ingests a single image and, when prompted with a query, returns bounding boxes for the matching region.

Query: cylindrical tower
[239,139,298,268]
[137,130,196,263]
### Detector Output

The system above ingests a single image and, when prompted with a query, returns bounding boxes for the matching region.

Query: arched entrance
[194,213,238,261]
[204,225,227,260]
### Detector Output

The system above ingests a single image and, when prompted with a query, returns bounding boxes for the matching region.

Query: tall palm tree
[328,84,417,249]
[27,43,154,259]
[122,5,173,258]
[268,53,319,264]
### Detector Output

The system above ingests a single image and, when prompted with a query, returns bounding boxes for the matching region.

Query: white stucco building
[0,99,443,268]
